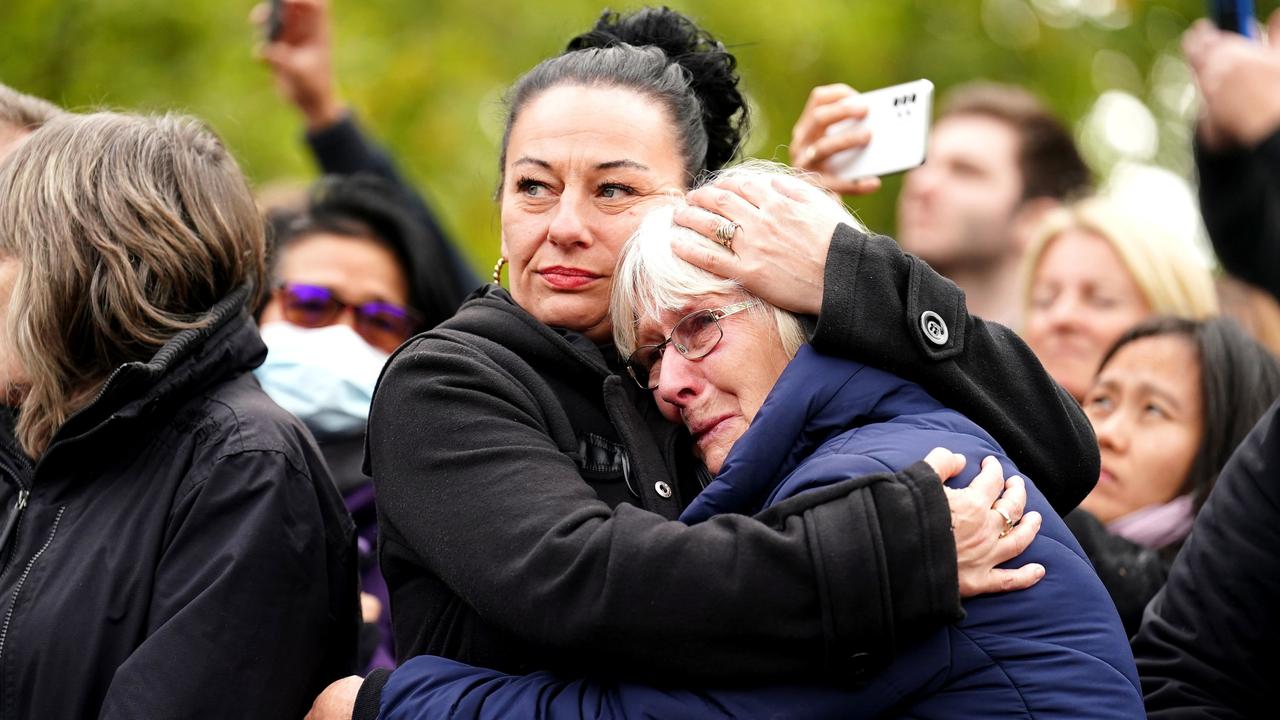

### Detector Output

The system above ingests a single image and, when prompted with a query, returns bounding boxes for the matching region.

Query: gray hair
[0,82,62,133]
[611,162,862,362]
[0,111,266,456]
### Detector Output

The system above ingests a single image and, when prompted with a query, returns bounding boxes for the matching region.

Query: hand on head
[789,84,882,197]
[672,170,854,316]
[251,0,346,130]
[1183,11,1280,150]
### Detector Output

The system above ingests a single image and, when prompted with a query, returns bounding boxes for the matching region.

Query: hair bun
[567,7,747,171]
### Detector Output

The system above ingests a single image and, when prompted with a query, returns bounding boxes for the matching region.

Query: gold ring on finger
[993,505,1015,538]
[715,220,741,245]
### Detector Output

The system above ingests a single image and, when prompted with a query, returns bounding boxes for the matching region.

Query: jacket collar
[39,286,265,455]
[445,284,616,378]
[681,345,925,522]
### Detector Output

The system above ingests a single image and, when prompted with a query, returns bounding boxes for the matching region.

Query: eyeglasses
[275,282,423,353]
[624,300,757,390]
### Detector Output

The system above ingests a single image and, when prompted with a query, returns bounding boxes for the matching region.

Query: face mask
[254,322,389,438]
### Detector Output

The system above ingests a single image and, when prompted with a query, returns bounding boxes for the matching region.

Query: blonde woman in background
[1021,196,1218,401]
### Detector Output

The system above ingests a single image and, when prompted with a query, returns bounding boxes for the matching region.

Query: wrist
[303,96,348,133]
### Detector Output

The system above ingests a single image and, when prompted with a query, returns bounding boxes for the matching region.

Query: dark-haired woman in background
[307,7,1100,718]
[1066,316,1280,635]
[257,173,460,671]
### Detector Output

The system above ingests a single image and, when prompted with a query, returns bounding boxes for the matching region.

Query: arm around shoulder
[812,224,1098,513]
[368,332,955,682]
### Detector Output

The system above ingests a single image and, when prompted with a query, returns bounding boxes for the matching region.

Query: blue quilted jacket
[376,345,1143,719]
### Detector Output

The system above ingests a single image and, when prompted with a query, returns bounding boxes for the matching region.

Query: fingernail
[983,455,996,466]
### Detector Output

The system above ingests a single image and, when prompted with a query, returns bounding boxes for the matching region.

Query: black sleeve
[810,224,1098,514]
[97,450,359,720]
[305,113,480,302]
[1197,129,1280,300]
[368,334,962,684]
[1064,509,1170,637]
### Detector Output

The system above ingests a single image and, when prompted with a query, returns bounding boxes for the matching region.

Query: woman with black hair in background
[1068,316,1280,635]
[306,7,1102,718]
[257,173,459,671]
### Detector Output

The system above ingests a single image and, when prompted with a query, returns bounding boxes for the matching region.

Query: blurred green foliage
[2,0,1275,271]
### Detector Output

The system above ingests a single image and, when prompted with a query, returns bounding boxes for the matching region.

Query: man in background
[792,82,1091,329]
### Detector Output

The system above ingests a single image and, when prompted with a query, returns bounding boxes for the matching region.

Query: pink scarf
[1106,494,1195,549]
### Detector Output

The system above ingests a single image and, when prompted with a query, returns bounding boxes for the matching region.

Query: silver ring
[715,220,740,244]
[993,505,1015,538]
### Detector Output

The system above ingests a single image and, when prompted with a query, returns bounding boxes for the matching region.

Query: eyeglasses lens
[673,311,722,359]
[281,284,342,328]
[356,302,417,352]
[627,310,725,390]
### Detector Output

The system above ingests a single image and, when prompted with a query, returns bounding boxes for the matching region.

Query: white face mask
[253,322,390,438]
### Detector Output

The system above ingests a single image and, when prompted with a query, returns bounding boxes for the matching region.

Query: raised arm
[256,0,479,300]
[672,174,1097,513]
[1183,15,1280,298]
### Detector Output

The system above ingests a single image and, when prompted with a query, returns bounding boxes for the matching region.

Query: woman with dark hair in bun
[307,7,1100,718]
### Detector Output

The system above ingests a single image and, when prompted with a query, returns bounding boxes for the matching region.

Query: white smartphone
[822,79,934,181]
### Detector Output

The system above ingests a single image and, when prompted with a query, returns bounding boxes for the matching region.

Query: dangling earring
[491,256,508,285]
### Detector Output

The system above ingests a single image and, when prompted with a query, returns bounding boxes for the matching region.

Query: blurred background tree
[3,0,1274,272]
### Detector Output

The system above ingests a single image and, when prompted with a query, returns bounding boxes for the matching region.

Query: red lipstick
[538,266,602,290]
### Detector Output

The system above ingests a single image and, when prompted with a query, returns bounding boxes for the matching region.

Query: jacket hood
[682,344,944,523]
[46,285,267,451]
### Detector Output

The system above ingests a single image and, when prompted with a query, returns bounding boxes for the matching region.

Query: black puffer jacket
[0,288,359,720]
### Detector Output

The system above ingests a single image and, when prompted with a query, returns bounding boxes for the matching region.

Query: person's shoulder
[178,370,320,465]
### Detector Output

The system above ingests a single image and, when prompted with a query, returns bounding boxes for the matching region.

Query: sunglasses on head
[275,282,422,353]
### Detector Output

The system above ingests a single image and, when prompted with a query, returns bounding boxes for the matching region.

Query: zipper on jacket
[0,442,32,578]
[0,504,65,716]
[0,489,28,570]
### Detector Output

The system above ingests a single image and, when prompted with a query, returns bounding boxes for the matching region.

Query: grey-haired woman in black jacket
[0,111,358,719]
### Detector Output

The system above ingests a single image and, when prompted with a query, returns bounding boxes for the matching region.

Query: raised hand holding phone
[1184,9,1280,149]
[252,0,346,131]
[823,79,933,182]
[789,84,882,196]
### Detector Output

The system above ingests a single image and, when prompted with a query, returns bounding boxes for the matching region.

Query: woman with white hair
[343,167,1143,720]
